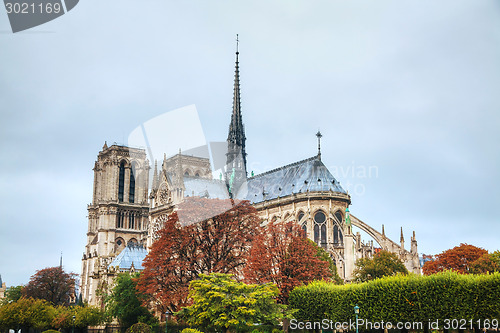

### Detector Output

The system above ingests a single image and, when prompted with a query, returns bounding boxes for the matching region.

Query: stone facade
[80,144,150,307]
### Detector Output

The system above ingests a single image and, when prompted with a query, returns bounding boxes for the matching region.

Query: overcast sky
[1,0,499,287]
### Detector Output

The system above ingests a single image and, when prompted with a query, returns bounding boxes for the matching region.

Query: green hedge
[289,272,500,324]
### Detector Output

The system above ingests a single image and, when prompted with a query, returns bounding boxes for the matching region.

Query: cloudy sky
[1,0,499,287]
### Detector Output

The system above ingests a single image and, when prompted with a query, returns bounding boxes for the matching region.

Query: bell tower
[225,35,248,196]
[80,143,150,306]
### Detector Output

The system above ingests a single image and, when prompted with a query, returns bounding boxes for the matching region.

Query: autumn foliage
[137,198,260,313]
[422,243,488,275]
[22,266,76,306]
[243,221,333,304]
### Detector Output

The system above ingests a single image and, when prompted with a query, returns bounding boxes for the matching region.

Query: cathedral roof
[239,156,346,203]
[184,177,230,200]
[108,243,147,271]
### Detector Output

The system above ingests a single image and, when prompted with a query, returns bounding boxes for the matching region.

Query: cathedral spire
[225,34,247,196]
[316,131,322,160]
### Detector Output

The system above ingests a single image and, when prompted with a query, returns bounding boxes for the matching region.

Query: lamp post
[72,315,76,333]
[354,305,360,333]
[165,310,170,333]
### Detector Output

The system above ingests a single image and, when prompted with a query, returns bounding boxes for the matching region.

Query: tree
[0,297,54,331]
[137,198,261,313]
[422,243,488,275]
[353,250,408,282]
[22,267,76,306]
[52,305,106,330]
[1,285,23,304]
[177,273,289,333]
[0,298,105,332]
[243,221,334,304]
[469,253,500,274]
[105,273,155,328]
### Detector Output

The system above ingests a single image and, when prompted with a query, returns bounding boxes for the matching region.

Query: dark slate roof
[108,244,147,271]
[184,177,230,200]
[237,156,346,204]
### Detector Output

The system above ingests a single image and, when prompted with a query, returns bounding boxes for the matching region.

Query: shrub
[289,271,500,325]
[180,329,203,333]
[126,322,151,333]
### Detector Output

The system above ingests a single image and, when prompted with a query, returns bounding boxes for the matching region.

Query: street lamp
[354,305,360,333]
[72,315,76,333]
[165,311,171,333]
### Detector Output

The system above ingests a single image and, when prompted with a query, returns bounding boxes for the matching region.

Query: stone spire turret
[152,160,158,190]
[225,34,247,196]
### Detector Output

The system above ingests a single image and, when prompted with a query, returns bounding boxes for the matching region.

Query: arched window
[129,213,135,229]
[302,223,307,237]
[129,165,136,203]
[297,211,304,223]
[118,162,125,202]
[321,224,327,248]
[334,211,344,246]
[115,237,125,253]
[184,170,190,177]
[314,211,327,247]
[116,211,124,228]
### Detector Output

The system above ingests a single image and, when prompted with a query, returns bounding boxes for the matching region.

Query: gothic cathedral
[80,47,421,306]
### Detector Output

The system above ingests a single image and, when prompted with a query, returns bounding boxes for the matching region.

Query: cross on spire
[316,130,322,160]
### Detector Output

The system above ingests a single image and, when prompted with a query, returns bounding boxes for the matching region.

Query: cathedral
[80,46,421,307]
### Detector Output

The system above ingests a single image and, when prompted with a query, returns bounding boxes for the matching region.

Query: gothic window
[129,213,135,229]
[302,223,307,237]
[195,172,200,177]
[321,224,327,248]
[115,237,125,253]
[129,165,136,203]
[314,211,327,247]
[334,211,344,245]
[118,162,125,202]
[116,212,124,228]
[184,170,190,177]
[297,211,304,223]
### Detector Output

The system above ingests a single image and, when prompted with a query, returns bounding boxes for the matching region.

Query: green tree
[353,250,408,282]
[52,305,106,330]
[105,273,156,328]
[0,298,55,331]
[177,273,289,333]
[1,285,23,304]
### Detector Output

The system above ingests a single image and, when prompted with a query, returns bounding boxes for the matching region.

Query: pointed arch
[118,161,125,202]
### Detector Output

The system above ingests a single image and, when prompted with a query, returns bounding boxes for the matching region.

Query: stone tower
[80,143,150,306]
[225,37,247,196]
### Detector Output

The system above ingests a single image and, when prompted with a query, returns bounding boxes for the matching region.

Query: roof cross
[316,130,322,159]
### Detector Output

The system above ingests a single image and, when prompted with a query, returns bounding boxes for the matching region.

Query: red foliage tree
[22,266,76,306]
[137,198,260,313]
[422,243,488,275]
[243,221,333,304]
